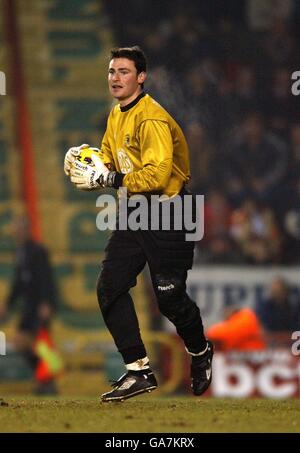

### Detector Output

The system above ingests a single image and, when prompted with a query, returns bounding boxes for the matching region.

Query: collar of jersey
[120,91,146,112]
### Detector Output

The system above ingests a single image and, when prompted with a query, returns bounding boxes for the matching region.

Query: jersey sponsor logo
[117,149,133,174]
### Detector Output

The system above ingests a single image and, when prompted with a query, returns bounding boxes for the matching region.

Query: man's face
[108,58,146,103]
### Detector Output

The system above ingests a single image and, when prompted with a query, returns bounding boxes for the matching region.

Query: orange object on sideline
[34,328,63,382]
[206,307,266,351]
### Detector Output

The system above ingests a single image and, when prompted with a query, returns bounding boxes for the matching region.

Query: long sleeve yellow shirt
[99,92,191,197]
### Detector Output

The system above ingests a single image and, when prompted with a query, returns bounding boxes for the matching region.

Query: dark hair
[110,46,147,74]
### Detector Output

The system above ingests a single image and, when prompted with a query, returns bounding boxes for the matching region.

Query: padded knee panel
[155,274,185,319]
[155,273,199,325]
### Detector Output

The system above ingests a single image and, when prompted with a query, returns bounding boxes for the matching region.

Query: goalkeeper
[64,46,213,402]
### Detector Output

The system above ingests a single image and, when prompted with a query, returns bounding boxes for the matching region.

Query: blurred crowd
[105,0,300,265]
[206,276,300,350]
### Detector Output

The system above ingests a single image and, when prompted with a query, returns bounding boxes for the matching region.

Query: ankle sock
[126,356,150,372]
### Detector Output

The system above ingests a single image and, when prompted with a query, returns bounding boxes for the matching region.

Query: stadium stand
[0,0,155,395]
[1,0,300,397]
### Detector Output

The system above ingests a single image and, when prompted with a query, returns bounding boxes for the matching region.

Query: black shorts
[106,187,196,271]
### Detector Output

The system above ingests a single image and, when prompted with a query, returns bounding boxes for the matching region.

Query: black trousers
[97,189,206,364]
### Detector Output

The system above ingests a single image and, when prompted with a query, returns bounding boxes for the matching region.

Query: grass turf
[0,396,300,433]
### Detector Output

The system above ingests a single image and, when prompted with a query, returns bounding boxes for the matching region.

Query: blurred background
[0,0,300,399]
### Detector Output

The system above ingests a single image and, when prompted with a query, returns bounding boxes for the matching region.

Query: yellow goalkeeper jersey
[99,92,191,197]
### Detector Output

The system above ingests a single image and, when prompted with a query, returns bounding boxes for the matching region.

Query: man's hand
[70,154,110,190]
[64,143,90,176]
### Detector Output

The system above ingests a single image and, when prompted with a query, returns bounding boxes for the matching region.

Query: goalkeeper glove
[64,143,90,176]
[70,153,112,190]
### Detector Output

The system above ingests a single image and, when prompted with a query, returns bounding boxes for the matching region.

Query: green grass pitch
[0,396,300,432]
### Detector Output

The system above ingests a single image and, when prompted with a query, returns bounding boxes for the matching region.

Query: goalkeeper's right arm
[99,129,115,170]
